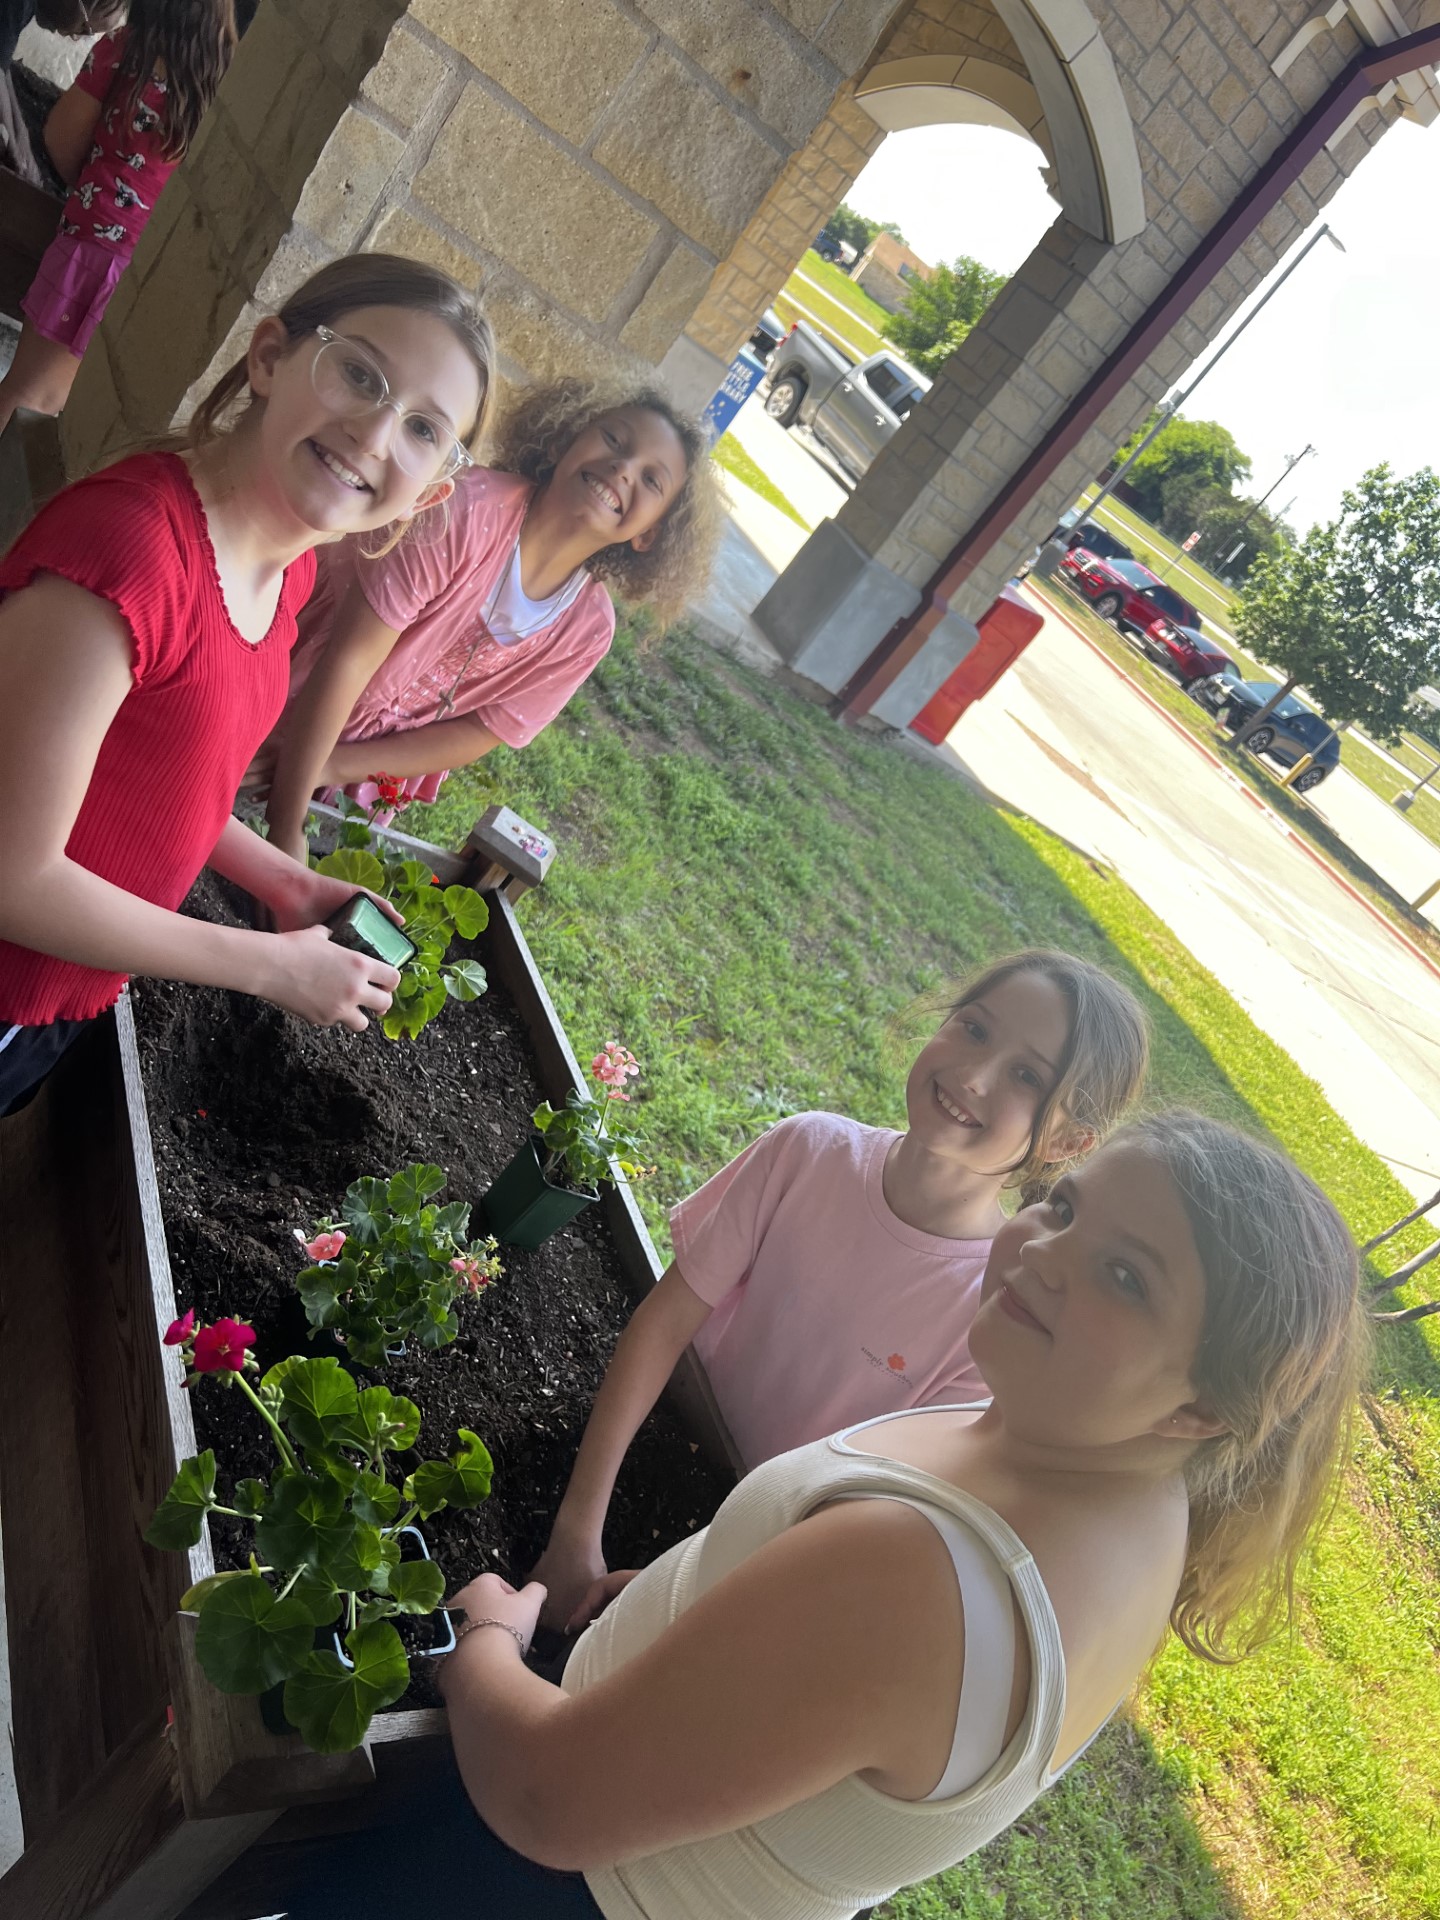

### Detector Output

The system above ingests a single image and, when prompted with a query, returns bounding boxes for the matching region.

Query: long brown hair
[490,377,722,626]
[115,0,237,162]
[185,252,496,458]
[1127,1112,1368,1662]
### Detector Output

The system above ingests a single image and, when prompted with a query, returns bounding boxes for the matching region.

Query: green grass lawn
[420,623,1440,1920]
[794,248,893,332]
[711,431,810,530]
[1031,578,1440,960]
[773,250,893,363]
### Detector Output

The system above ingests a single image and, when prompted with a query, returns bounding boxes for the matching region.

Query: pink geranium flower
[591,1042,640,1089]
[192,1318,257,1375]
[450,1255,494,1295]
[163,1308,195,1346]
[304,1230,347,1263]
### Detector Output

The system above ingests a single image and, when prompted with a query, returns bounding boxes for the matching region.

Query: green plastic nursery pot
[481,1132,596,1250]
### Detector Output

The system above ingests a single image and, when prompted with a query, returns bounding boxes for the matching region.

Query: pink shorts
[21,229,129,357]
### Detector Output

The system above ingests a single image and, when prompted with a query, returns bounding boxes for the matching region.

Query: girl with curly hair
[254,375,723,861]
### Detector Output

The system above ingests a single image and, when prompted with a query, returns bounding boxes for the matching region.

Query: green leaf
[442,885,488,940]
[350,1470,401,1528]
[433,1200,472,1242]
[385,1560,445,1615]
[342,1177,389,1245]
[382,980,447,1041]
[345,1387,421,1457]
[403,1428,493,1518]
[180,1568,250,1613]
[194,1573,315,1695]
[362,1533,403,1594]
[282,1621,410,1753]
[443,959,488,1003]
[255,1471,348,1571]
[146,1451,217,1551]
[322,1519,386,1592]
[387,1164,446,1212]
[286,1571,344,1628]
[280,1358,360,1452]
[233,1478,268,1520]
[297,1262,347,1327]
[391,859,436,894]
[315,847,386,894]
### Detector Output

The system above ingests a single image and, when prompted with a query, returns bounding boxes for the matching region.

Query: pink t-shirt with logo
[674,1111,991,1470]
[288,468,615,806]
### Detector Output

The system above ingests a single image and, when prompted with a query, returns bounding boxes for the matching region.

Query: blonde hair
[185,253,496,461]
[1125,1112,1367,1662]
[490,377,723,626]
[946,949,1149,1190]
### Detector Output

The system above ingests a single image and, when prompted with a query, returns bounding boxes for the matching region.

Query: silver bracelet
[452,1615,529,1658]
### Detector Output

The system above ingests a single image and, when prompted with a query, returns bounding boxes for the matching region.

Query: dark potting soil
[132,874,731,1703]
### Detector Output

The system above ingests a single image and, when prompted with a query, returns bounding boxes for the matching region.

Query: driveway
[940,592,1440,1202]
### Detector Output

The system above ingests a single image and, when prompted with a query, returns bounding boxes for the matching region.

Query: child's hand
[444,1573,548,1659]
[565,1569,641,1634]
[261,924,399,1030]
[532,1531,609,1631]
[273,865,408,935]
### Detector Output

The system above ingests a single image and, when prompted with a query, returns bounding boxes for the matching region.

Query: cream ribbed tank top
[561,1423,1068,1920]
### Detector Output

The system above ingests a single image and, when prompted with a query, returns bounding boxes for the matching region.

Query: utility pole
[1209,444,1316,561]
[1078,225,1345,534]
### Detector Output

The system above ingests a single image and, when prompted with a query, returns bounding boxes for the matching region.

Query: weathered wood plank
[0,1716,274,1920]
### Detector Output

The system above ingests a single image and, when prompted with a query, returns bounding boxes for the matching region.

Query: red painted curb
[1022,582,1440,988]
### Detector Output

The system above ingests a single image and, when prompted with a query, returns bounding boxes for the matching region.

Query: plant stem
[276,1567,304,1602]
[347,1591,357,1634]
[235,1372,302,1474]
[387,1504,419,1537]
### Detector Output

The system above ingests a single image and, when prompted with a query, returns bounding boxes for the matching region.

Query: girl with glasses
[0,0,237,436]
[0,253,495,1115]
[251,375,723,864]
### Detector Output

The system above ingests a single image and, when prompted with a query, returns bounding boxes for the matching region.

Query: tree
[1116,415,1251,531]
[880,255,1008,376]
[1230,464,1440,748]
[825,202,907,254]
[1190,489,1289,583]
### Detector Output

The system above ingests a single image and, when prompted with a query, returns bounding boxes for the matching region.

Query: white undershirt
[483,537,588,645]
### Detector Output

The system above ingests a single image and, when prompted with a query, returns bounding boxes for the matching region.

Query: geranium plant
[295,1162,502,1368]
[147,1314,493,1753]
[532,1043,654,1195]
[314,797,489,1040]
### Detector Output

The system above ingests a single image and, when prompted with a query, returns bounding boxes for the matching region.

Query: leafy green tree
[1231,464,1440,747]
[1117,416,1251,531]
[824,203,907,253]
[1191,490,1289,583]
[880,255,1008,376]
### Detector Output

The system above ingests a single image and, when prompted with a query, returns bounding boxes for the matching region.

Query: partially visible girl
[0,252,495,1115]
[0,0,237,436]
[531,949,1150,1628]
[253,376,723,865]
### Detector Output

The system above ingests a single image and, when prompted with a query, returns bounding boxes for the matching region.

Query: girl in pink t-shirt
[0,2,237,436]
[254,377,723,864]
[530,948,1150,1628]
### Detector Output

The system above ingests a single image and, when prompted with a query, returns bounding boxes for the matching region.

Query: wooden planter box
[0,816,736,1919]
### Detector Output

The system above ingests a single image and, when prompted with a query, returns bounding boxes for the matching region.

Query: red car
[1140,617,1231,687]
[1059,548,1202,635]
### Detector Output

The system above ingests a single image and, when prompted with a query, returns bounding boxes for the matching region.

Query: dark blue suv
[1200,675,1340,790]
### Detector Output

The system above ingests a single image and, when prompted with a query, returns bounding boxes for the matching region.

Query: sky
[844,114,1438,538]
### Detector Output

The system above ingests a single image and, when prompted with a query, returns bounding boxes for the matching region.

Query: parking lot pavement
[726,390,850,527]
[939,597,1440,1201]
[1305,765,1440,919]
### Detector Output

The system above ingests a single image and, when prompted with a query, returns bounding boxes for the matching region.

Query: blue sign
[701,346,767,445]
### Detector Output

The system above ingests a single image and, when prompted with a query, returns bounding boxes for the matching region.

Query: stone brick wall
[63,0,911,468]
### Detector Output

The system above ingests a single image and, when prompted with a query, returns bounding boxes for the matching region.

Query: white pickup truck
[762,320,930,482]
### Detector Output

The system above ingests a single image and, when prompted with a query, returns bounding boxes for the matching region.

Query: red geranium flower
[163,1308,195,1346]
[192,1317,257,1374]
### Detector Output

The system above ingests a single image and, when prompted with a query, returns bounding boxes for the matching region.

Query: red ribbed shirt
[0,452,317,1024]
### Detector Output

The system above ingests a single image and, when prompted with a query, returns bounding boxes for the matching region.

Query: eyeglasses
[310,328,474,482]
